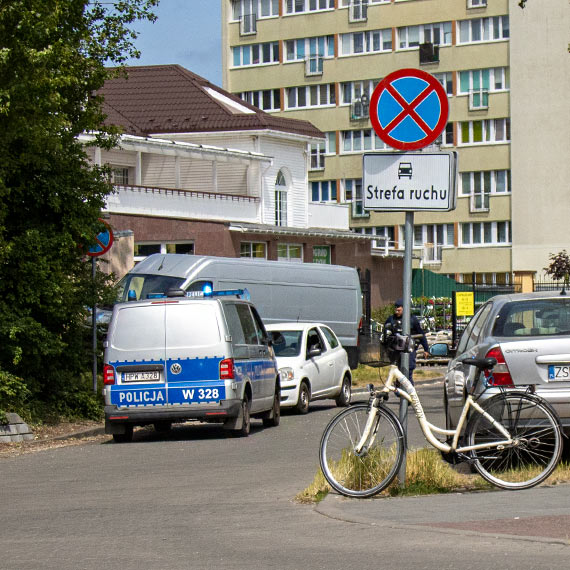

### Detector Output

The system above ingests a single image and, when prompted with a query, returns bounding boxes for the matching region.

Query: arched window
[275,170,288,226]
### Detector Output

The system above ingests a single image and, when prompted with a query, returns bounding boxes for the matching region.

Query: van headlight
[279,367,295,383]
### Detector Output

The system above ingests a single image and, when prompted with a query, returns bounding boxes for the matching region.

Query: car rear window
[493,298,570,337]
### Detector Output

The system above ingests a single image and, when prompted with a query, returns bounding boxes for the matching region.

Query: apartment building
[222,0,569,289]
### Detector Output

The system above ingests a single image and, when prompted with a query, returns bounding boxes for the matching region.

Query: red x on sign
[370,68,449,151]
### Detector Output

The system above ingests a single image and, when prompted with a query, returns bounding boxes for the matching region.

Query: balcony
[348,1,368,22]
[419,42,439,65]
[240,13,257,36]
[105,184,260,224]
[422,243,443,265]
[305,55,323,77]
[308,203,350,231]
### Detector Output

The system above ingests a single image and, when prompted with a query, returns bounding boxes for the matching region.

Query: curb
[47,425,106,442]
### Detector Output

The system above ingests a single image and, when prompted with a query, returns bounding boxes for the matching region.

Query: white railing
[105,185,260,223]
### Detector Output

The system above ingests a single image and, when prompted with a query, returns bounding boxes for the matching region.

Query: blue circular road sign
[370,68,449,151]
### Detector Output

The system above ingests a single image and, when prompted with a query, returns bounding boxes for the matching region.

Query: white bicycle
[319,355,563,497]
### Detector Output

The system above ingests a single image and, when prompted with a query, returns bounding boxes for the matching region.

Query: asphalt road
[2,379,569,570]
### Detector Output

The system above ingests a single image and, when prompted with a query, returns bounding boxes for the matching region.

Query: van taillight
[484,346,514,387]
[103,364,116,385]
[220,358,235,380]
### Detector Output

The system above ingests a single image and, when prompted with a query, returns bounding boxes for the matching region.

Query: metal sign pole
[398,211,414,487]
[92,257,97,393]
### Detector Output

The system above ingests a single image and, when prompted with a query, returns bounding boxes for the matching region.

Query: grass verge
[296,448,570,503]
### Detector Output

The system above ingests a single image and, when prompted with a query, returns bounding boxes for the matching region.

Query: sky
[125,0,223,87]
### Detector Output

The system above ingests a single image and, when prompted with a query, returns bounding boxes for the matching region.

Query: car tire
[262,389,281,428]
[232,396,251,437]
[295,381,310,414]
[335,375,352,407]
[112,424,134,443]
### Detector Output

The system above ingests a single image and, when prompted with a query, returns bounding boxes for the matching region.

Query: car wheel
[262,389,281,428]
[335,375,352,407]
[112,424,133,443]
[295,381,310,414]
[232,396,251,437]
[154,421,172,434]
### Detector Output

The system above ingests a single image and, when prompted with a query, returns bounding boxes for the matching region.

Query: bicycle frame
[354,365,513,455]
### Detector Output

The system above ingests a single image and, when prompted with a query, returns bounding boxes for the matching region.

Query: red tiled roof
[100,65,323,140]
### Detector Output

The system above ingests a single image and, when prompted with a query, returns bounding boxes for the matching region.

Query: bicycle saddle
[460,356,497,370]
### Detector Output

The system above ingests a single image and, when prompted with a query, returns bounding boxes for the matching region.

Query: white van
[116,254,363,368]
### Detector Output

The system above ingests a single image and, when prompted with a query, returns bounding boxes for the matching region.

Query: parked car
[435,292,570,436]
[102,289,280,442]
[266,323,352,413]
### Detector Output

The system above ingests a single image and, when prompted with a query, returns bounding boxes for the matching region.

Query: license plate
[548,365,570,381]
[123,371,160,382]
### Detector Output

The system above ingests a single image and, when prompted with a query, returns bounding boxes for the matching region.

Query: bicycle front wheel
[319,403,405,498]
[467,392,562,490]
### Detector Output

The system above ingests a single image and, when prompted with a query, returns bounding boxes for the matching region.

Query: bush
[0,370,31,423]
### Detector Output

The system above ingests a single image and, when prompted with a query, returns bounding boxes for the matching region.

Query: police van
[102,289,280,442]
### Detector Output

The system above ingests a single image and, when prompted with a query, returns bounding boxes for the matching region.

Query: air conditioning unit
[305,55,323,77]
[348,0,368,23]
[419,42,439,65]
[350,95,369,120]
[240,13,257,36]
[469,88,489,110]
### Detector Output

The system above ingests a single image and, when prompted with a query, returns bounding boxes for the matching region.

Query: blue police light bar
[204,289,245,297]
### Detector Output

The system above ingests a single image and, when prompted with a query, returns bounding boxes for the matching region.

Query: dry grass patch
[296,449,570,503]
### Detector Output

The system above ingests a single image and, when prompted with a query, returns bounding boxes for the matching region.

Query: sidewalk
[316,485,570,544]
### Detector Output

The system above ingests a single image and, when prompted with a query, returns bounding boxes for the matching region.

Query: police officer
[383,298,429,384]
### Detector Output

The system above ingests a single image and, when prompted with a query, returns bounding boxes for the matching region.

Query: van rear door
[164,301,226,405]
[107,302,167,408]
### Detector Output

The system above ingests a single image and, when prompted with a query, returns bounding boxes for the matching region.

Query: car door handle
[329,362,334,367]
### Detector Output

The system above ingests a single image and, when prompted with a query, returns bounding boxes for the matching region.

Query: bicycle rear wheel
[319,403,405,498]
[467,392,562,490]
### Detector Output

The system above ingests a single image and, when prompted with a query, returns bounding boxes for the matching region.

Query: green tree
[544,251,570,289]
[0,0,158,418]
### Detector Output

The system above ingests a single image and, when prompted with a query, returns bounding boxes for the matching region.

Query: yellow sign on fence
[456,292,475,317]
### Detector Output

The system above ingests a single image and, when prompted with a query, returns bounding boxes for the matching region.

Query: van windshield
[116,273,186,302]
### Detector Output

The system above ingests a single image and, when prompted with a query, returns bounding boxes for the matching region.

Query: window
[355,226,394,249]
[309,143,325,170]
[238,89,281,111]
[433,123,454,147]
[467,0,487,7]
[341,129,389,153]
[231,0,279,19]
[285,0,334,14]
[321,326,340,348]
[433,72,453,96]
[459,119,510,145]
[460,221,511,246]
[134,242,194,261]
[240,242,267,258]
[277,243,303,262]
[286,83,335,109]
[344,178,367,217]
[311,180,337,202]
[460,170,511,210]
[285,35,334,62]
[340,29,392,55]
[325,132,336,154]
[397,22,452,49]
[458,16,509,44]
[340,79,379,105]
[275,170,287,226]
[111,167,129,185]
[232,41,279,67]
[340,0,389,4]
[458,68,509,95]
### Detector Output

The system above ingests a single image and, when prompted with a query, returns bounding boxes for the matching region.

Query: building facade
[222,0,569,288]
[92,65,404,306]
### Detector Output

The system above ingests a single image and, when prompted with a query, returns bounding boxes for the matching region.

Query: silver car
[440,291,570,436]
